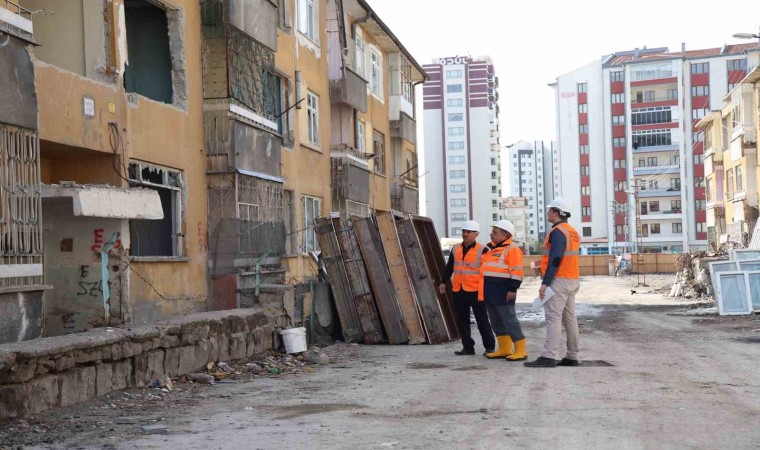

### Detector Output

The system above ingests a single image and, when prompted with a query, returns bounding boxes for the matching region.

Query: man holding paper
[524,197,581,368]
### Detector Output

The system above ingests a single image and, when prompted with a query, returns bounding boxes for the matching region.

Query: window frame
[306,91,319,146]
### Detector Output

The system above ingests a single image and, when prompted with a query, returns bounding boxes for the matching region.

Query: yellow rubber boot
[485,335,513,359]
[506,338,527,361]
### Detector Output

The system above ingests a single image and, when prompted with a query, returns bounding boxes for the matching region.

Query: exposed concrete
[0,33,37,129]
[0,306,289,419]
[0,289,45,344]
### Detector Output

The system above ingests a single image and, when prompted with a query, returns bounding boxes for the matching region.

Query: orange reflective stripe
[540,222,580,279]
[477,239,524,301]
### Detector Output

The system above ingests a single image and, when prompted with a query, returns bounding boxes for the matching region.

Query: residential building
[11,0,209,338]
[0,2,44,343]
[507,140,560,248]
[553,44,760,254]
[698,68,760,248]
[502,197,530,250]
[423,56,503,238]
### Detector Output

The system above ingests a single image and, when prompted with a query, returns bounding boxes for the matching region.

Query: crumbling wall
[0,306,290,420]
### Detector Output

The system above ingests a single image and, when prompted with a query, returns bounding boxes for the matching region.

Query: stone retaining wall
[0,307,289,420]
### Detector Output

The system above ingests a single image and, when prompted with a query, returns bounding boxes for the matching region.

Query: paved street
[3,275,760,449]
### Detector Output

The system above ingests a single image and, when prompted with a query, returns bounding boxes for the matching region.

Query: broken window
[124,0,174,104]
[302,195,321,253]
[128,162,183,257]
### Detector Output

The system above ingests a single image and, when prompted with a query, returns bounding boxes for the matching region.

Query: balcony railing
[631,95,678,104]
[632,164,679,175]
[0,1,34,41]
[632,144,678,153]
[638,189,681,198]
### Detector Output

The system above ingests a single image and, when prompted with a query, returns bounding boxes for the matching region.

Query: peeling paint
[117,2,127,75]
[17,293,29,342]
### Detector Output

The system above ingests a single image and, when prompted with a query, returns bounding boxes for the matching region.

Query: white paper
[531,287,555,311]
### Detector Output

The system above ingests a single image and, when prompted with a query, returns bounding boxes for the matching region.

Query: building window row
[449,141,465,150]
[447,98,463,107]
[448,113,463,122]
[449,170,466,179]
[690,62,709,74]
[447,69,463,78]
[579,144,589,154]
[579,124,589,134]
[448,127,465,136]
[449,155,465,164]
[610,71,625,82]
[631,107,672,125]
[613,137,626,148]
[450,184,466,193]
[612,115,625,125]
[450,198,466,207]
[611,93,625,104]
[727,58,747,71]
[582,206,591,216]
[447,84,463,93]
[632,129,671,148]
[691,85,709,97]
[578,103,588,113]
[577,82,588,93]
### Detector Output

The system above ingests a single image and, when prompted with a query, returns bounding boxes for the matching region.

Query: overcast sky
[372,0,760,144]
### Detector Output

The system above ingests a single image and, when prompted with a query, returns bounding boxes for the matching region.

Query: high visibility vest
[451,242,484,292]
[540,222,581,279]
[477,238,525,300]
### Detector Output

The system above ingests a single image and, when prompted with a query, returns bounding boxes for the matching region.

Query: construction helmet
[462,220,480,232]
[547,197,572,215]
[492,219,516,237]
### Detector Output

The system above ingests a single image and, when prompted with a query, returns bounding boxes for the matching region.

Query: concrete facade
[553,44,760,254]
[423,56,503,238]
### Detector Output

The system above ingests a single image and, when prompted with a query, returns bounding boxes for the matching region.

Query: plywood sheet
[353,216,410,344]
[332,217,385,344]
[375,212,426,344]
[396,218,449,344]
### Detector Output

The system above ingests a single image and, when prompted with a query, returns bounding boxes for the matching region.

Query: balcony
[330,67,368,113]
[638,189,681,198]
[392,179,419,214]
[331,145,371,205]
[390,112,416,144]
[632,144,678,153]
[0,1,34,42]
[632,164,679,176]
[640,209,683,220]
[630,95,679,107]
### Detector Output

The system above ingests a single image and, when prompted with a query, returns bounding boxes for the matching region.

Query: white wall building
[553,44,760,254]
[507,141,559,246]
[422,56,503,237]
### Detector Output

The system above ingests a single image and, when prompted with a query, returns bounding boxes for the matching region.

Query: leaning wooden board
[314,217,363,343]
[352,216,410,345]
[332,217,385,344]
[411,216,460,340]
[396,217,450,344]
[374,212,426,344]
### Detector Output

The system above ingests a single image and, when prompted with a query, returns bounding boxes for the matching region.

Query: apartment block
[553,44,760,254]
[507,140,560,249]
[423,56,502,237]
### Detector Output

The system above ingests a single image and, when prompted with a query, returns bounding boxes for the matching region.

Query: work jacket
[451,242,485,292]
[540,222,581,279]
[478,238,524,304]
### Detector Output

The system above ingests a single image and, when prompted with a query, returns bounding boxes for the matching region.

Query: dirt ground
[2,274,760,449]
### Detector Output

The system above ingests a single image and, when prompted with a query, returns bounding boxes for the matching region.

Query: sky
[371,0,760,143]
[368,0,760,213]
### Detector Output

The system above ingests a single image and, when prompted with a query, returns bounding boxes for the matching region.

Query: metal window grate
[0,125,42,287]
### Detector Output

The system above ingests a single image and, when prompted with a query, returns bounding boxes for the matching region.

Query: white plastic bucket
[279,327,307,354]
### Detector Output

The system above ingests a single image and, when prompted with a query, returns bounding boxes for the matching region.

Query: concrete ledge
[0,307,288,420]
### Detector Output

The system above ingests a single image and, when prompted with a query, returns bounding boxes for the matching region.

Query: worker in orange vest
[478,220,527,361]
[439,221,495,355]
[525,197,581,368]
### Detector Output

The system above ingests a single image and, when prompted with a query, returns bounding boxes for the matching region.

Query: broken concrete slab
[114,417,138,425]
[141,424,169,434]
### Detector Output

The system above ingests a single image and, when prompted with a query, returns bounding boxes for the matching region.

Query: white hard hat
[547,197,572,214]
[492,219,516,237]
[462,220,480,232]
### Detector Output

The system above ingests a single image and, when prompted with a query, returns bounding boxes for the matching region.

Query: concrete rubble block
[128,325,161,342]
[196,340,210,368]
[5,360,37,383]
[35,358,55,376]
[163,347,180,377]
[229,333,247,361]
[132,354,149,387]
[217,334,230,363]
[245,333,256,359]
[100,345,112,361]
[146,350,165,382]
[74,348,102,365]
[226,315,248,334]
[111,359,132,391]
[180,322,209,346]
[141,424,169,435]
[253,328,273,354]
[0,350,18,372]
[95,363,113,397]
[161,334,180,349]
[54,354,76,372]
[58,366,96,407]
[0,383,28,419]
[303,350,329,365]
[207,318,223,337]
[109,343,123,361]
[122,341,135,359]
[177,346,198,375]
[26,374,58,415]
[114,416,138,424]
[206,337,219,364]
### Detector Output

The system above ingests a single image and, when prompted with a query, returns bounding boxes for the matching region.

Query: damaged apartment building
[0,0,424,343]
[0,0,208,343]
[201,0,426,303]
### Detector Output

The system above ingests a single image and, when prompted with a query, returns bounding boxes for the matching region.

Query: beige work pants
[541,277,580,360]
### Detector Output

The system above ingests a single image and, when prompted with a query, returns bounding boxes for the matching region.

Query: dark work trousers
[452,290,495,352]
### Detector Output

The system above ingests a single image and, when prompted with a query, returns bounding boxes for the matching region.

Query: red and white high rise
[553,44,760,254]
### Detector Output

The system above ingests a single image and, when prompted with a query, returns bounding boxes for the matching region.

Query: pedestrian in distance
[525,197,582,368]
[439,220,495,356]
[478,220,527,361]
